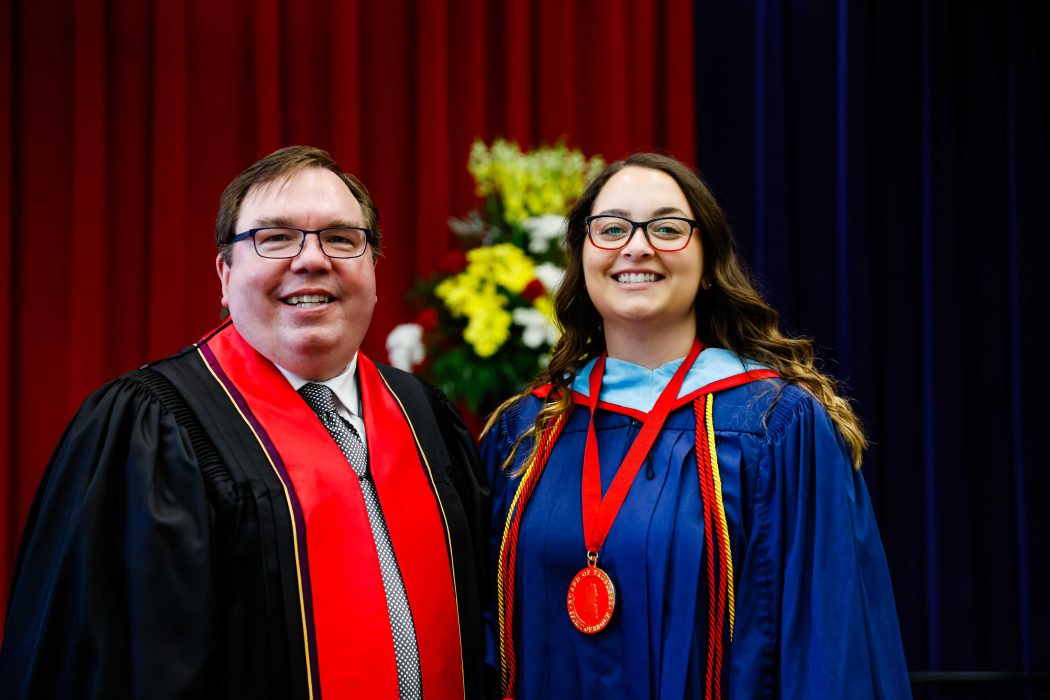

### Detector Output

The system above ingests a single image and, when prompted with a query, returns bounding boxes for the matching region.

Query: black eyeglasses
[229,226,373,259]
[585,215,697,252]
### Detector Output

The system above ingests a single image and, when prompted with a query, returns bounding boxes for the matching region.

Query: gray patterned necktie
[298,382,423,700]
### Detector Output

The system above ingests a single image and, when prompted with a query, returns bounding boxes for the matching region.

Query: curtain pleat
[663,0,695,159]
[107,0,150,377]
[535,0,577,146]
[14,0,75,530]
[70,0,107,405]
[0,0,13,593]
[1004,0,1032,674]
[148,0,189,362]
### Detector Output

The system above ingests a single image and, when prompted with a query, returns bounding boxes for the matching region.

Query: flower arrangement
[386,139,604,414]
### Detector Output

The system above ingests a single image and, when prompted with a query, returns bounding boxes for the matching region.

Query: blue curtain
[693,0,1047,695]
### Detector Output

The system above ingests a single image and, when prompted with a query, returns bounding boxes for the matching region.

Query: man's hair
[215,145,382,264]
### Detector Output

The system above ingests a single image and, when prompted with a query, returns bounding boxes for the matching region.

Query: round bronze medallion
[567,565,616,634]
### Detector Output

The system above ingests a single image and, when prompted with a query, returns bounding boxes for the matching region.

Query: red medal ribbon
[581,338,702,556]
[567,340,703,633]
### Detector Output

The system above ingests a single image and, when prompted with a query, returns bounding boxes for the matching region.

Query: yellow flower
[466,244,534,293]
[467,138,604,225]
[464,306,512,357]
[437,246,534,356]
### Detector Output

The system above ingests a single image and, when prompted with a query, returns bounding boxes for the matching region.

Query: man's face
[216,167,377,380]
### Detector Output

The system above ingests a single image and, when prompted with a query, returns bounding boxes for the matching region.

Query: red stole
[200,323,464,700]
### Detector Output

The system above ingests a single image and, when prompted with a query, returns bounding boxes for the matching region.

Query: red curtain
[0,0,696,618]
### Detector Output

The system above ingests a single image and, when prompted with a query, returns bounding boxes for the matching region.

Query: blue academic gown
[482,350,911,699]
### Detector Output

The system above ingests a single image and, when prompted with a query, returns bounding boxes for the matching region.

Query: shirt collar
[276,353,361,418]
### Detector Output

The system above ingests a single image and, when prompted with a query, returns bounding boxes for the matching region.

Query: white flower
[533,262,565,294]
[512,307,560,349]
[386,323,426,371]
[522,214,566,254]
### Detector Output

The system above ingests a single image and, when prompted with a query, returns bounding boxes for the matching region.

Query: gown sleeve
[427,383,492,593]
[424,381,497,698]
[730,385,911,699]
[0,374,217,699]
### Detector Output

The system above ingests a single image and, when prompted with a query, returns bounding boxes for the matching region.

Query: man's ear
[216,252,231,308]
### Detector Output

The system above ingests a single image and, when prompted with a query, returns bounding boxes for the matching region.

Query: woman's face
[583,166,704,347]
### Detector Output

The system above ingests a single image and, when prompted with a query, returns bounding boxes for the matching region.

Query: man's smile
[281,293,336,308]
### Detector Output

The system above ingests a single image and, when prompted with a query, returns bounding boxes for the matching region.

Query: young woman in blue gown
[481,153,910,699]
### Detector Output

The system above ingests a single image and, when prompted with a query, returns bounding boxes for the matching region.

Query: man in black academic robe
[0,146,490,700]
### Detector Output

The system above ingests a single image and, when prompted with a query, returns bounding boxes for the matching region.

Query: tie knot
[298,382,339,416]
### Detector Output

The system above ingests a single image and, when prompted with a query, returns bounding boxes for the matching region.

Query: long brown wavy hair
[484,152,866,469]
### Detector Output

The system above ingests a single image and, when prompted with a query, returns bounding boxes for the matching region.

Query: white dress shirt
[276,354,367,450]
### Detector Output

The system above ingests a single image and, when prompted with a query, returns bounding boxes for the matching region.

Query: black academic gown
[0,329,490,700]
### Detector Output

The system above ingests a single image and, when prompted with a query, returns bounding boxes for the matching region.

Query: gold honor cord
[496,461,533,692]
[695,392,735,700]
[705,394,735,638]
